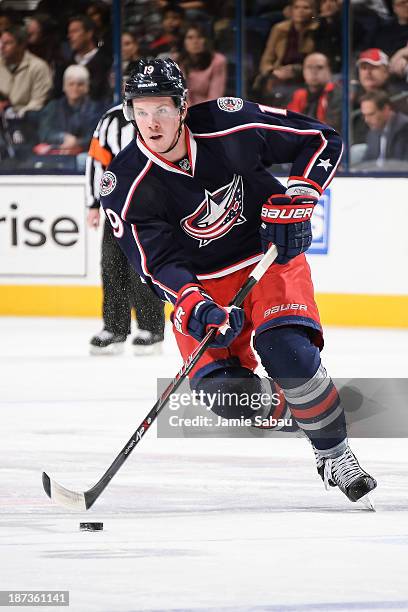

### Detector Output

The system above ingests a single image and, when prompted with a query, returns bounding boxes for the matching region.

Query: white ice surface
[1,318,408,612]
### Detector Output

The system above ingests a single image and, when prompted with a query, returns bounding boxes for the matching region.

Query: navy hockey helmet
[123,58,187,123]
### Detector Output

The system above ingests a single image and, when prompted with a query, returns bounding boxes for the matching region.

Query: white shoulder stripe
[193,122,323,139]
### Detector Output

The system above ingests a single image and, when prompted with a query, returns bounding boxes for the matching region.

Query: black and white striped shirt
[86,104,135,208]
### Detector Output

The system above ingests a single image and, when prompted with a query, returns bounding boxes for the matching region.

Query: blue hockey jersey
[100,98,343,303]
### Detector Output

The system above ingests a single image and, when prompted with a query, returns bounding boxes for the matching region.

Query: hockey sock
[283,363,347,450]
[254,326,347,450]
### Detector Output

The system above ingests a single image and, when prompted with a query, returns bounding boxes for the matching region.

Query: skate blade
[90,343,125,356]
[359,493,375,511]
[133,343,162,356]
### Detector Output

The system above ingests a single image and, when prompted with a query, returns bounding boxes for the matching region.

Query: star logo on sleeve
[317,158,333,171]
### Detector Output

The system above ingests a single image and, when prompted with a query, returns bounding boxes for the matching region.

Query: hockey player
[86,102,165,355]
[100,58,377,504]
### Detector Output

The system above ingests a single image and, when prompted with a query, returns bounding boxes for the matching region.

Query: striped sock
[282,364,347,450]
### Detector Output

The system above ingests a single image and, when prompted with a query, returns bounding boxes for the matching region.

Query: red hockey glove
[172,284,244,348]
[260,192,318,264]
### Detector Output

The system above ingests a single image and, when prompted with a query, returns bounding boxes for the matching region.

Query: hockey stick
[42,244,278,510]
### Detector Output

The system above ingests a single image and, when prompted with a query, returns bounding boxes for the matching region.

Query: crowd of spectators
[249,0,408,170]
[0,0,407,171]
[0,4,114,170]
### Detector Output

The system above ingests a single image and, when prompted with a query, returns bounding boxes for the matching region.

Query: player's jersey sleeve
[191,98,343,194]
[100,153,199,304]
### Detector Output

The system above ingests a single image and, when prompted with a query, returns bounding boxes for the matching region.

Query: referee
[86,102,165,355]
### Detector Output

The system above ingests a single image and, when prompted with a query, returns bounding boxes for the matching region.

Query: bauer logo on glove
[261,198,315,223]
[259,192,318,265]
[173,305,186,334]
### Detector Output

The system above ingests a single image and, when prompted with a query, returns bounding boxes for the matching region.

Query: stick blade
[42,472,87,511]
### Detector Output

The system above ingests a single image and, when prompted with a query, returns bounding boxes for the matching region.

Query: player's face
[132,97,183,154]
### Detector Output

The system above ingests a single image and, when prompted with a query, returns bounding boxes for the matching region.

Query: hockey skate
[314,444,377,508]
[132,330,163,356]
[89,329,127,355]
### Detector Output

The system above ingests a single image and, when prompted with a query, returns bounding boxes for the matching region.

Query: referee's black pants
[101,220,165,337]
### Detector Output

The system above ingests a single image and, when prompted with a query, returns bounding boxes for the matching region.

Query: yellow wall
[0,285,406,328]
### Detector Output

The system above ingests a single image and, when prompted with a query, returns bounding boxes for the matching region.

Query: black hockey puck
[79,522,103,531]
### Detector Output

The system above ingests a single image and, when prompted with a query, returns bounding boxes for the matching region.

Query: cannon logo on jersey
[100,171,117,196]
[180,174,246,247]
[217,97,243,112]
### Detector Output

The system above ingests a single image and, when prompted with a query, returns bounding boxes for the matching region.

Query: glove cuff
[286,179,321,198]
[177,283,205,300]
[173,284,210,336]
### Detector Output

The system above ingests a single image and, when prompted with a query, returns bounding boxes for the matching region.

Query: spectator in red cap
[357,48,390,92]
[352,47,407,143]
[356,47,408,97]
